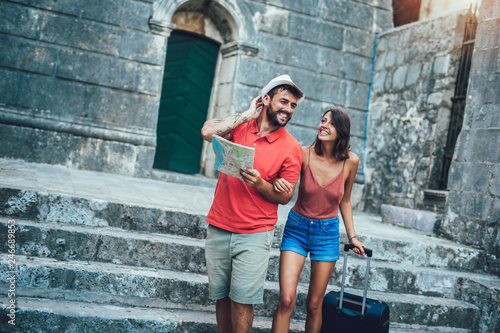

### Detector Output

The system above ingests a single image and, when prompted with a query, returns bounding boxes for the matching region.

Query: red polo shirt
[206,120,302,233]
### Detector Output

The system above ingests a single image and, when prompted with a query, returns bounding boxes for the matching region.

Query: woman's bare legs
[272,251,306,333]
[304,260,336,333]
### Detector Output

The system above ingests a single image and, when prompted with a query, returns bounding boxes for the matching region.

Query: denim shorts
[280,209,340,261]
[205,224,274,304]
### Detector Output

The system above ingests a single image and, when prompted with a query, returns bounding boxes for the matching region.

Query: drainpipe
[353,29,387,210]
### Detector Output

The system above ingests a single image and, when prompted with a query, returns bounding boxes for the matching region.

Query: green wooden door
[154,30,220,173]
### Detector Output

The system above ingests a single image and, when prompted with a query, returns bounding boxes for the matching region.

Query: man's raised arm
[201,97,262,142]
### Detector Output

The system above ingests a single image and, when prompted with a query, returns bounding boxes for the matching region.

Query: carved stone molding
[149,18,176,37]
[0,107,156,147]
[220,40,259,58]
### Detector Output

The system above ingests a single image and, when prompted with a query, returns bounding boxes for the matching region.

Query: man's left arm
[239,144,302,205]
[240,169,296,205]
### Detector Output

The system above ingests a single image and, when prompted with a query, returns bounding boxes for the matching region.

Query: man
[200,75,305,333]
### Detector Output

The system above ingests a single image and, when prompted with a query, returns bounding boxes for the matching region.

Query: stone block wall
[441,0,500,275]
[234,0,393,160]
[197,0,394,204]
[0,0,164,177]
[363,12,466,212]
[0,0,394,183]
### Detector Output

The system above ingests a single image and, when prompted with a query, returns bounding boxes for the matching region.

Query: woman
[271,108,366,333]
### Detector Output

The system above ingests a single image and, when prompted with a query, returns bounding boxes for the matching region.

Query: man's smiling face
[266,89,298,127]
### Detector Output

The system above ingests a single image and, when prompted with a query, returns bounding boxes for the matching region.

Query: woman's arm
[339,153,366,255]
[201,96,262,142]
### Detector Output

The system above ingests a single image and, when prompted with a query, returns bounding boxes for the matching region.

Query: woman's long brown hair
[312,108,351,161]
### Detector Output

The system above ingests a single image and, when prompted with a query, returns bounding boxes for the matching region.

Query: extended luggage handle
[339,244,373,316]
[343,244,372,257]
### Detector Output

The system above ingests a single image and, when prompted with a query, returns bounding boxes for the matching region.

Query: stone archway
[150,0,259,177]
[151,0,258,44]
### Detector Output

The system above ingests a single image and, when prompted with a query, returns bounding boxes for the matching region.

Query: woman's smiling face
[318,111,337,142]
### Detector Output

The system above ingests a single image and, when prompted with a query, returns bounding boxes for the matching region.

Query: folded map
[212,134,255,181]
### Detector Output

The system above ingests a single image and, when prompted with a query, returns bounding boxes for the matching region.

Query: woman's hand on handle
[350,237,367,256]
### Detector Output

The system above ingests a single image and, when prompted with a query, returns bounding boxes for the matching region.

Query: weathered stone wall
[0,0,394,192]
[441,0,500,276]
[0,0,163,177]
[363,12,466,212]
[233,0,392,161]
[197,0,394,205]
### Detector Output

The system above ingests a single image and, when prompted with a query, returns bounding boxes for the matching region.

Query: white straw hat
[261,74,305,103]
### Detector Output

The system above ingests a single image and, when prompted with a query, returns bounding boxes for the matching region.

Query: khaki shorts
[205,224,274,304]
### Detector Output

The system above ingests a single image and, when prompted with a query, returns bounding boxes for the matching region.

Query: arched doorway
[150,0,259,177]
[153,30,221,174]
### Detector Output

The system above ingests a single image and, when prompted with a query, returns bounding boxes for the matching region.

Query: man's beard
[267,104,291,127]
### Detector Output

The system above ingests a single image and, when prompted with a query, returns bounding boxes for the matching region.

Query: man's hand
[240,96,263,122]
[240,168,296,205]
[200,96,263,142]
[240,168,263,188]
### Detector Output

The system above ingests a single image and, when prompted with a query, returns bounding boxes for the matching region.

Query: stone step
[2,217,494,300]
[273,254,500,303]
[2,217,497,309]
[0,295,303,333]
[2,185,490,275]
[278,224,489,277]
[0,190,489,274]
[0,295,470,333]
[381,204,438,233]
[151,169,218,189]
[0,218,208,274]
[346,212,490,274]
[0,187,209,240]
[0,159,490,277]
[0,160,496,331]
[423,190,449,214]
[0,255,480,329]
[3,246,498,314]
[389,324,470,333]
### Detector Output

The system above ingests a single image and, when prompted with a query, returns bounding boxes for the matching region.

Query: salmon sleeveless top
[292,148,345,220]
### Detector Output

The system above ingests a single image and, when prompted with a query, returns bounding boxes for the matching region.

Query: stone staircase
[0,159,499,332]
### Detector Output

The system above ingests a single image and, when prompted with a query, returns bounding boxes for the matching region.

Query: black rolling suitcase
[321,244,390,333]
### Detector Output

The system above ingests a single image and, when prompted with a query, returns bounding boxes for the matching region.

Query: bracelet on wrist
[349,235,356,242]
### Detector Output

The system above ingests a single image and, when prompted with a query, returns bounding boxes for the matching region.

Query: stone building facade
[1,0,500,330]
[363,0,500,275]
[0,0,392,197]
[0,0,498,273]
[441,0,500,275]
[363,12,466,211]
[0,0,162,177]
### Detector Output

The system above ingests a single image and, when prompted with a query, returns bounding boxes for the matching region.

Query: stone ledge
[151,169,217,189]
[0,256,483,329]
[381,204,437,233]
[423,189,449,214]
[0,295,301,332]
[0,124,155,178]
